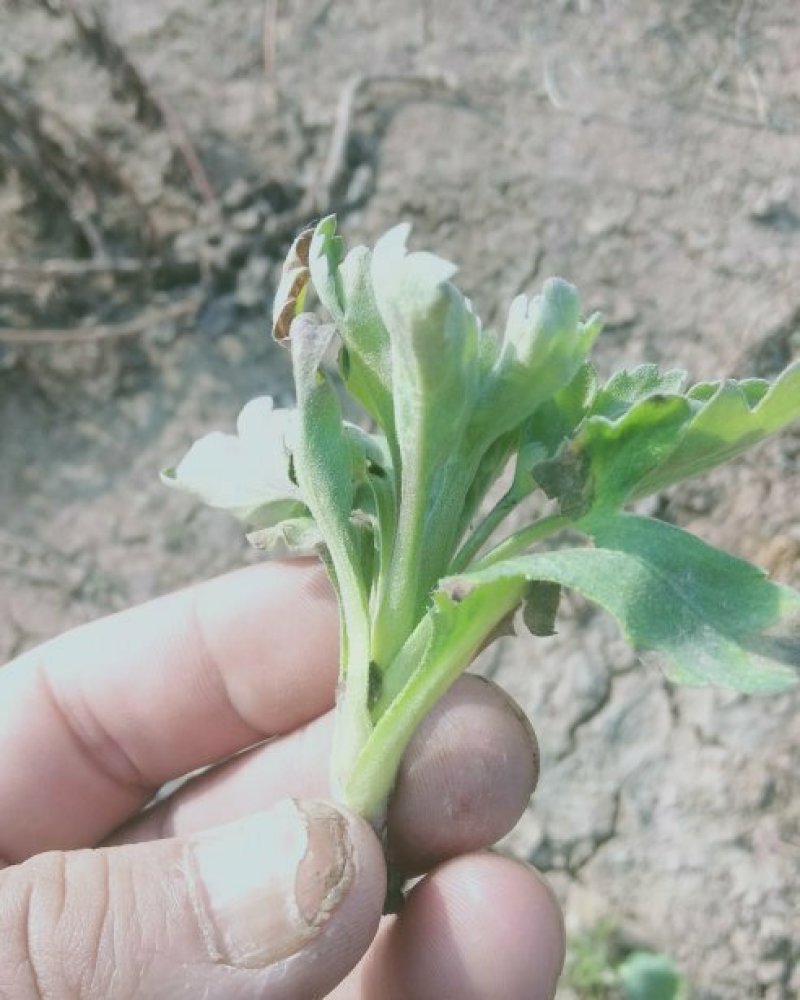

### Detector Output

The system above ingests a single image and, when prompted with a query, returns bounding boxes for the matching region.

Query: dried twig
[0,82,111,257]
[311,73,367,209]
[0,295,201,346]
[0,78,158,252]
[0,258,153,279]
[0,256,202,287]
[153,96,219,212]
[699,0,776,133]
[60,0,218,211]
[60,0,162,126]
[307,70,462,212]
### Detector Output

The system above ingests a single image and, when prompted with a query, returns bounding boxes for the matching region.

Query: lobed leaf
[632,361,800,496]
[337,244,396,442]
[442,514,800,693]
[307,214,345,321]
[573,394,693,517]
[533,362,800,519]
[590,363,687,420]
[160,396,306,527]
[473,280,602,445]
[368,224,487,630]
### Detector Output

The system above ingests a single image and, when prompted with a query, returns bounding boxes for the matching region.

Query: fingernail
[294,800,352,924]
[188,800,353,969]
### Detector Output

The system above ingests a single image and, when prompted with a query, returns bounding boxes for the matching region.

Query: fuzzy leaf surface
[633,361,800,496]
[575,394,694,516]
[337,244,396,440]
[307,215,345,321]
[473,281,602,445]
[443,514,799,693]
[534,363,800,518]
[590,363,687,419]
[290,313,374,777]
[369,224,486,637]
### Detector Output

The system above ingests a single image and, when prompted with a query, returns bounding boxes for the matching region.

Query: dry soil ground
[1,2,799,997]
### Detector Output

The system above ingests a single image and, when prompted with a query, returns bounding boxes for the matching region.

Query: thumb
[0,800,385,999]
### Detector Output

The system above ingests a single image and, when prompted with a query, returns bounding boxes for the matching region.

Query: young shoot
[164,216,800,837]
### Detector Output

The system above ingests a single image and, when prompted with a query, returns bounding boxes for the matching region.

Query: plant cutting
[163,216,800,877]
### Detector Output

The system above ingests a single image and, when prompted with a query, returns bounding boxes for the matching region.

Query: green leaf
[307,215,345,322]
[504,363,597,518]
[337,244,396,442]
[519,361,598,472]
[586,514,799,690]
[590,363,687,420]
[368,224,487,652]
[633,361,800,496]
[345,564,526,819]
[529,367,696,517]
[444,514,800,693]
[574,394,694,517]
[474,280,602,443]
[290,316,359,536]
[290,314,373,780]
[522,580,561,637]
[161,396,307,527]
[618,951,684,1000]
[371,223,481,427]
[305,218,400,465]
[531,363,800,520]
[686,375,768,405]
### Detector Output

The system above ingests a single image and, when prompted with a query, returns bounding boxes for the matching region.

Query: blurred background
[1,2,798,996]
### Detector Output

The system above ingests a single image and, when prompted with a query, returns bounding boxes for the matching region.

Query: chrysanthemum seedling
[164,216,800,842]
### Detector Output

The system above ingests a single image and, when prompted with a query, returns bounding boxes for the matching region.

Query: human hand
[0,560,564,998]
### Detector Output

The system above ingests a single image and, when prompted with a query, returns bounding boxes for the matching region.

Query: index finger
[0,560,339,863]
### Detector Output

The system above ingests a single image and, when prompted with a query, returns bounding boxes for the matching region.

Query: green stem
[371,454,465,669]
[450,488,523,573]
[342,575,525,825]
[367,471,397,624]
[327,533,373,796]
[370,615,434,720]
[474,513,571,569]
[368,450,426,670]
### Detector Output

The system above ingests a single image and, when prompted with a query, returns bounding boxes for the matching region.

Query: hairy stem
[342,575,525,825]
[474,512,571,568]
[450,487,523,572]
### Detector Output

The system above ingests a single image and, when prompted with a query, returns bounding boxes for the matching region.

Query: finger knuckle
[0,850,116,1000]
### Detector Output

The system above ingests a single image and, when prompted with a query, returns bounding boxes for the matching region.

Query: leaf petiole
[474,512,574,569]
[450,486,525,572]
